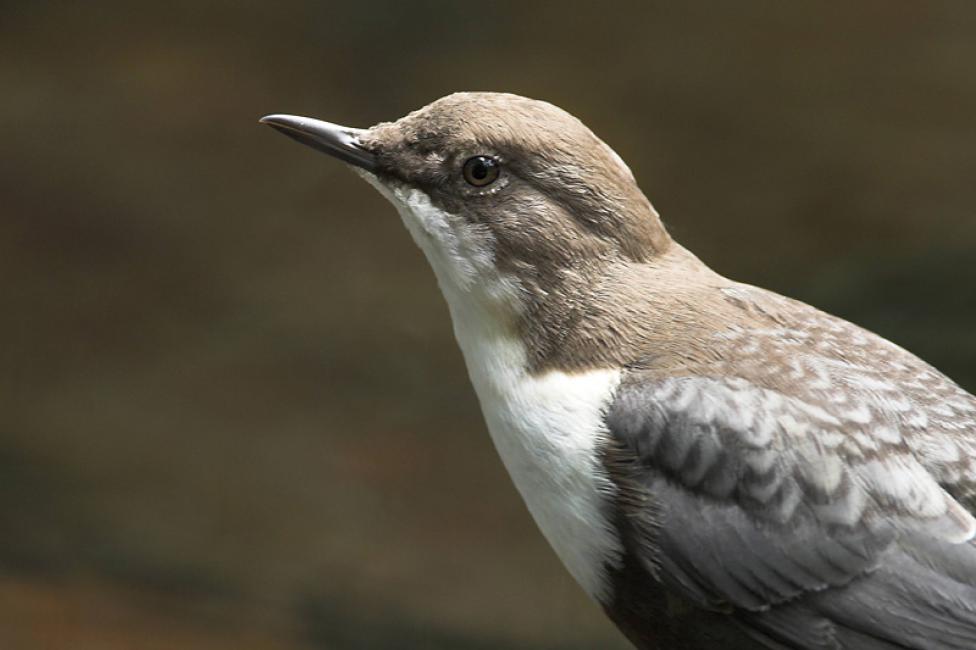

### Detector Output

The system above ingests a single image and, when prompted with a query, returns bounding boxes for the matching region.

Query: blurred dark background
[1,2,974,648]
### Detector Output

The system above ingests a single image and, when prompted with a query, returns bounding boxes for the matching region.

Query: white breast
[457,330,624,602]
[362,176,624,601]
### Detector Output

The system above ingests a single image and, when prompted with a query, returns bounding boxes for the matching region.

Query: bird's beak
[259,114,378,172]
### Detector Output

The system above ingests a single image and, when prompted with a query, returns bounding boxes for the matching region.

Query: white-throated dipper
[261,93,976,649]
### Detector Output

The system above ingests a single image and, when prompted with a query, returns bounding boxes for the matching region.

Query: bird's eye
[462,155,500,187]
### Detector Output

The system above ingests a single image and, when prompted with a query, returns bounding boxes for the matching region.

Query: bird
[260,92,976,650]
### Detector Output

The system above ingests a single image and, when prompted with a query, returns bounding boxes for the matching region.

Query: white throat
[362,174,624,601]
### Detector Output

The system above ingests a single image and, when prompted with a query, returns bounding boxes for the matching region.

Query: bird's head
[262,92,670,318]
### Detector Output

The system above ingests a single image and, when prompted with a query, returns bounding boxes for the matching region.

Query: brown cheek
[486,202,583,272]
[425,189,466,215]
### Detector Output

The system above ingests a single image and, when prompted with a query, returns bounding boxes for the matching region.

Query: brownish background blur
[2,2,975,648]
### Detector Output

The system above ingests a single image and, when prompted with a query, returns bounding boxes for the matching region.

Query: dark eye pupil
[463,155,499,187]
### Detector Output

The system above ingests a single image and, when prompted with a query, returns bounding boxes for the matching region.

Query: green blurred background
[1,2,974,648]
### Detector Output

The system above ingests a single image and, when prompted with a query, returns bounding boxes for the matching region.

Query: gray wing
[714,283,976,511]
[603,288,976,649]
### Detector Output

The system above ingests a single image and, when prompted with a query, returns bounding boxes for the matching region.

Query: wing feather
[603,286,976,648]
